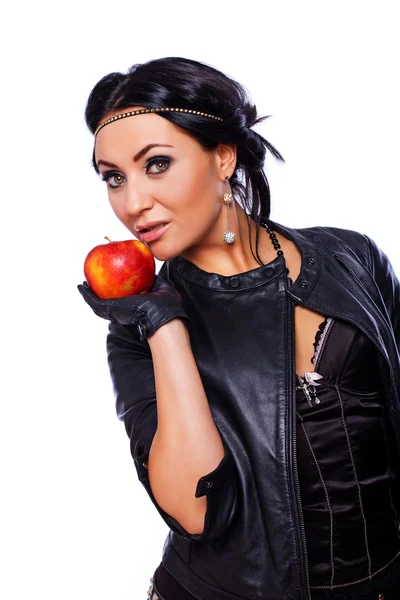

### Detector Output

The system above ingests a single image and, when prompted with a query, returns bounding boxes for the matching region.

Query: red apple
[84,236,156,299]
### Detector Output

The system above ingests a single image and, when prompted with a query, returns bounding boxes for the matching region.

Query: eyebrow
[96,143,174,169]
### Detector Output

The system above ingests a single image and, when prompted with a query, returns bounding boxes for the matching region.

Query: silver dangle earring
[223,176,235,244]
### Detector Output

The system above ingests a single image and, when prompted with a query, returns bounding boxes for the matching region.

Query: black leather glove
[77,274,189,341]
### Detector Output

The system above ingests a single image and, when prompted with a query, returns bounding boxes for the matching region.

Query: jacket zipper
[334,254,369,294]
[333,253,397,390]
[287,277,311,600]
[313,317,334,372]
[295,317,334,408]
[333,253,392,324]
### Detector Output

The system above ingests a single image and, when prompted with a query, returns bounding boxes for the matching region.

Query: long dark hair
[85,56,285,266]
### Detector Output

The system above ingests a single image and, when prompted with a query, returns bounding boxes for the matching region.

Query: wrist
[147,317,189,347]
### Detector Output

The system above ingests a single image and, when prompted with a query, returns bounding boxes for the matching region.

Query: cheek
[169,164,216,212]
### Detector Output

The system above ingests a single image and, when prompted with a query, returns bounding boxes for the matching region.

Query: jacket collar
[168,218,320,294]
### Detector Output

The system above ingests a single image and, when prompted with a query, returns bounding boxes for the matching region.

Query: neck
[182,205,280,276]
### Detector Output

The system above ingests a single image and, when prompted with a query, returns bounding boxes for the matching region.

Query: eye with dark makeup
[100,156,171,189]
[146,156,171,175]
[100,172,125,189]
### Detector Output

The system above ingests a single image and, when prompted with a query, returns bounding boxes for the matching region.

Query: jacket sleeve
[106,320,239,542]
[363,234,400,354]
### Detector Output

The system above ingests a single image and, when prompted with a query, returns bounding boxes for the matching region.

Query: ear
[214,143,237,178]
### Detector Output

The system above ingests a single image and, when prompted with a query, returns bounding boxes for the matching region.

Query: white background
[1,1,399,599]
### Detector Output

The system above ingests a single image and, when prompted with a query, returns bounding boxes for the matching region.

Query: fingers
[77,282,102,305]
[77,281,90,294]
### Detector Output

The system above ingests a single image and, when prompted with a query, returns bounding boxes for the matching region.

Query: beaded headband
[94,107,224,137]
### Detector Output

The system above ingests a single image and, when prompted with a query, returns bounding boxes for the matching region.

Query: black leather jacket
[106,219,400,600]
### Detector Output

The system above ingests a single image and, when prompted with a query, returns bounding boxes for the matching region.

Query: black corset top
[296,316,400,590]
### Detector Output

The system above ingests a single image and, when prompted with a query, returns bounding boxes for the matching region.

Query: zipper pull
[296,374,322,407]
[305,371,323,405]
[296,374,314,408]
[310,386,321,406]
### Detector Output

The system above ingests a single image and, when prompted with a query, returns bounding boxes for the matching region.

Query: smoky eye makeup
[144,155,172,174]
[100,171,125,189]
[99,155,172,188]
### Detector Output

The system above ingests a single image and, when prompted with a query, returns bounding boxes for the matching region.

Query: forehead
[94,108,188,161]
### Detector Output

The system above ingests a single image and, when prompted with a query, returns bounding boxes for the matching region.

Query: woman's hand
[77,274,189,341]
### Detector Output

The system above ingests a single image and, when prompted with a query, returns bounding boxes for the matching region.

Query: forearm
[147,318,225,534]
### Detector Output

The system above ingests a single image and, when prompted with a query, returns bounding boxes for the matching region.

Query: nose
[124,179,154,216]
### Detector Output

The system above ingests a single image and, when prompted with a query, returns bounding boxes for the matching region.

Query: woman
[78,57,400,599]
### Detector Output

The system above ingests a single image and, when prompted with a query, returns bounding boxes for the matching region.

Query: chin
[149,243,180,263]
